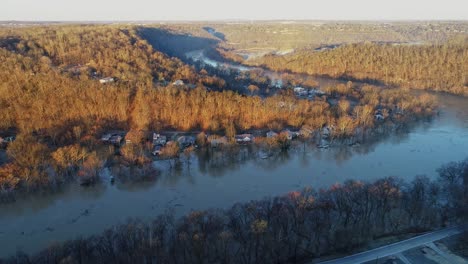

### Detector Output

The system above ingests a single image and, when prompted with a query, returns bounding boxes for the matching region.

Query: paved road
[316,226,465,264]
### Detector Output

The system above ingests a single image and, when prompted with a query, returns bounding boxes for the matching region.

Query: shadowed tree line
[2,159,467,264]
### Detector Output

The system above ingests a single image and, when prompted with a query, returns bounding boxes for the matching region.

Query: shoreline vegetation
[1,159,467,263]
[0,25,438,198]
[0,116,433,203]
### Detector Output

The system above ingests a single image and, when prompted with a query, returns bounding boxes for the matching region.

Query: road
[316,226,465,264]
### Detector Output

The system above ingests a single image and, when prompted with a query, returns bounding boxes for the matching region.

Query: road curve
[315,225,466,264]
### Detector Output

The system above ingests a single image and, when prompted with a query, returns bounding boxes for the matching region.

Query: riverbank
[0,107,436,204]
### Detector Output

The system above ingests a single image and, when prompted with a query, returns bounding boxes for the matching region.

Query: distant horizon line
[1,19,468,24]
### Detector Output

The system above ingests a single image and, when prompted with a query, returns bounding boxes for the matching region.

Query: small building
[266,131,278,138]
[293,87,308,97]
[308,88,325,96]
[177,135,196,148]
[101,133,113,142]
[99,77,115,84]
[293,87,305,93]
[172,80,184,86]
[235,134,254,144]
[109,135,123,145]
[153,133,167,146]
[3,136,15,143]
[101,132,125,143]
[0,136,14,147]
[375,113,384,121]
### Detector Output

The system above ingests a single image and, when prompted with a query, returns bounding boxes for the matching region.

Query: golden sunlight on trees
[51,144,88,176]
[0,163,21,192]
[250,39,468,96]
[0,24,438,192]
[77,152,103,185]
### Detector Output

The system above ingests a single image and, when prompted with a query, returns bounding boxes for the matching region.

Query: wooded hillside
[248,38,468,95]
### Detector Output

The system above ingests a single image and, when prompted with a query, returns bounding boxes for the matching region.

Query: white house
[99,77,115,84]
[293,87,308,97]
[153,133,167,146]
[375,113,384,121]
[235,134,254,144]
[172,80,184,86]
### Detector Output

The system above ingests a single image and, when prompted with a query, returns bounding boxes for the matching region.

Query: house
[266,131,278,138]
[235,134,254,144]
[293,87,305,93]
[375,113,384,121]
[0,135,15,147]
[109,135,123,145]
[153,133,167,146]
[271,79,283,88]
[101,132,125,143]
[3,136,15,143]
[308,88,325,96]
[101,133,113,142]
[99,77,115,84]
[177,135,195,148]
[172,80,184,86]
[293,87,308,97]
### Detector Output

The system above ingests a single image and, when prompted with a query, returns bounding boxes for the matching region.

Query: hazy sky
[2,0,468,21]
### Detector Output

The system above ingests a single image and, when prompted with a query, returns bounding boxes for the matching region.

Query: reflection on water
[0,95,468,258]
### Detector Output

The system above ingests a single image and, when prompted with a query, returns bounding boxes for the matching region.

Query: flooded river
[0,93,467,257]
[1,54,468,258]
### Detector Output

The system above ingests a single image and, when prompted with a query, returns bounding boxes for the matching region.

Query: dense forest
[0,25,438,195]
[1,159,467,264]
[248,38,468,95]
